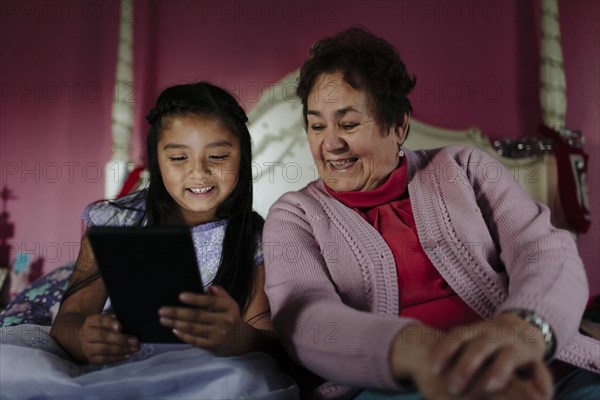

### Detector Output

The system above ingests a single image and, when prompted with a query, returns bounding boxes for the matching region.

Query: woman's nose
[323,129,347,153]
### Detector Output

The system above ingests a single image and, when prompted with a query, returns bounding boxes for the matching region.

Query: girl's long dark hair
[144,82,263,311]
[64,82,263,313]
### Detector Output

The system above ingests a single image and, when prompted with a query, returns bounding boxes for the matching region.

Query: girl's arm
[239,263,279,353]
[50,233,139,363]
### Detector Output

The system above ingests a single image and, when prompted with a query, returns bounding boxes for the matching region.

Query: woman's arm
[395,147,579,397]
[263,194,414,390]
[463,147,588,347]
[50,233,139,363]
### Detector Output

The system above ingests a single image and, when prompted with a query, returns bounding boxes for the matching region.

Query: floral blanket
[0,262,74,327]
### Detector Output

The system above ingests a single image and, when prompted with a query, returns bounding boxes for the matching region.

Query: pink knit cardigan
[263,146,599,397]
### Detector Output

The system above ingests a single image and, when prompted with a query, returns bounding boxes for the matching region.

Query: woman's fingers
[525,361,554,399]
[476,362,553,400]
[431,329,465,375]
[445,338,498,394]
[434,316,547,395]
[476,345,551,394]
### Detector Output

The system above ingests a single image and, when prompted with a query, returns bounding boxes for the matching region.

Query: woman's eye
[169,156,187,162]
[310,124,325,132]
[341,123,358,130]
[209,155,228,160]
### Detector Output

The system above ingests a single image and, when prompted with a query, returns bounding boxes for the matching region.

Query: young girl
[1,82,298,399]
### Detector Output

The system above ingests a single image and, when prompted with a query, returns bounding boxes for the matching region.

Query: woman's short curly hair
[297,27,416,134]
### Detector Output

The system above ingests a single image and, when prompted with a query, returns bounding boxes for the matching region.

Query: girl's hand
[80,313,140,364]
[430,313,550,396]
[158,286,248,355]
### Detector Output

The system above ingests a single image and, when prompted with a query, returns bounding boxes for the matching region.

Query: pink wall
[1,0,598,293]
[559,0,600,295]
[0,0,119,279]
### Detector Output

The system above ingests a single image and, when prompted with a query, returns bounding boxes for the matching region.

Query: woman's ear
[394,113,411,145]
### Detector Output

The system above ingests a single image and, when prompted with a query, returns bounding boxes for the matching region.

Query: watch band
[505,309,556,361]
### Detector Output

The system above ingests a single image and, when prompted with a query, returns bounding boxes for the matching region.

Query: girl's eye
[209,155,228,160]
[169,156,187,162]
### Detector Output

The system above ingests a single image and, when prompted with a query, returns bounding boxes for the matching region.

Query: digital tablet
[88,226,203,343]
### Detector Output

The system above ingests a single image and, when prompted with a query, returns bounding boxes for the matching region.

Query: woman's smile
[327,157,359,171]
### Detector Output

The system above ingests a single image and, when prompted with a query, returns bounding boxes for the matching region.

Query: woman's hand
[431,313,549,396]
[471,360,553,400]
[390,321,553,400]
[159,286,250,356]
[391,324,457,399]
[80,313,140,364]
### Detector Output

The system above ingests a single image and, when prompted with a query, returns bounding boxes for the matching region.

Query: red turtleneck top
[325,160,481,330]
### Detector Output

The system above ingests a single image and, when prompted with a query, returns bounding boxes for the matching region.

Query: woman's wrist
[500,309,556,361]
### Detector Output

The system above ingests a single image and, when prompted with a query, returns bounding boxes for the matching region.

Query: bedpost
[105,0,134,199]
[539,0,591,234]
[539,0,566,131]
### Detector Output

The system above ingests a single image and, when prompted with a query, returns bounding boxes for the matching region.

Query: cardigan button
[424,238,437,249]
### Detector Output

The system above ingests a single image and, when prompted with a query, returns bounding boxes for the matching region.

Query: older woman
[263,28,599,399]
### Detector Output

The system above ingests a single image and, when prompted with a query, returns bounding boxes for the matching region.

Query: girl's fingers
[179,286,235,309]
[88,345,134,364]
[97,314,121,331]
[83,332,140,364]
[159,317,211,335]
[178,286,233,310]
[159,305,221,325]
[172,329,218,349]
[160,288,238,324]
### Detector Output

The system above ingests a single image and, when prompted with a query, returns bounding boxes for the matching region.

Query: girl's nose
[189,160,214,178]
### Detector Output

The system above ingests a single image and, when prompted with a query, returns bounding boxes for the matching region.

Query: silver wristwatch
[506,309,556,361]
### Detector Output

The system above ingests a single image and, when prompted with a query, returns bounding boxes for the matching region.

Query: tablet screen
[88,226,203,343]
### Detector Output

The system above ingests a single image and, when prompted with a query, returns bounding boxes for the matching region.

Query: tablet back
[88,226,203,343]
